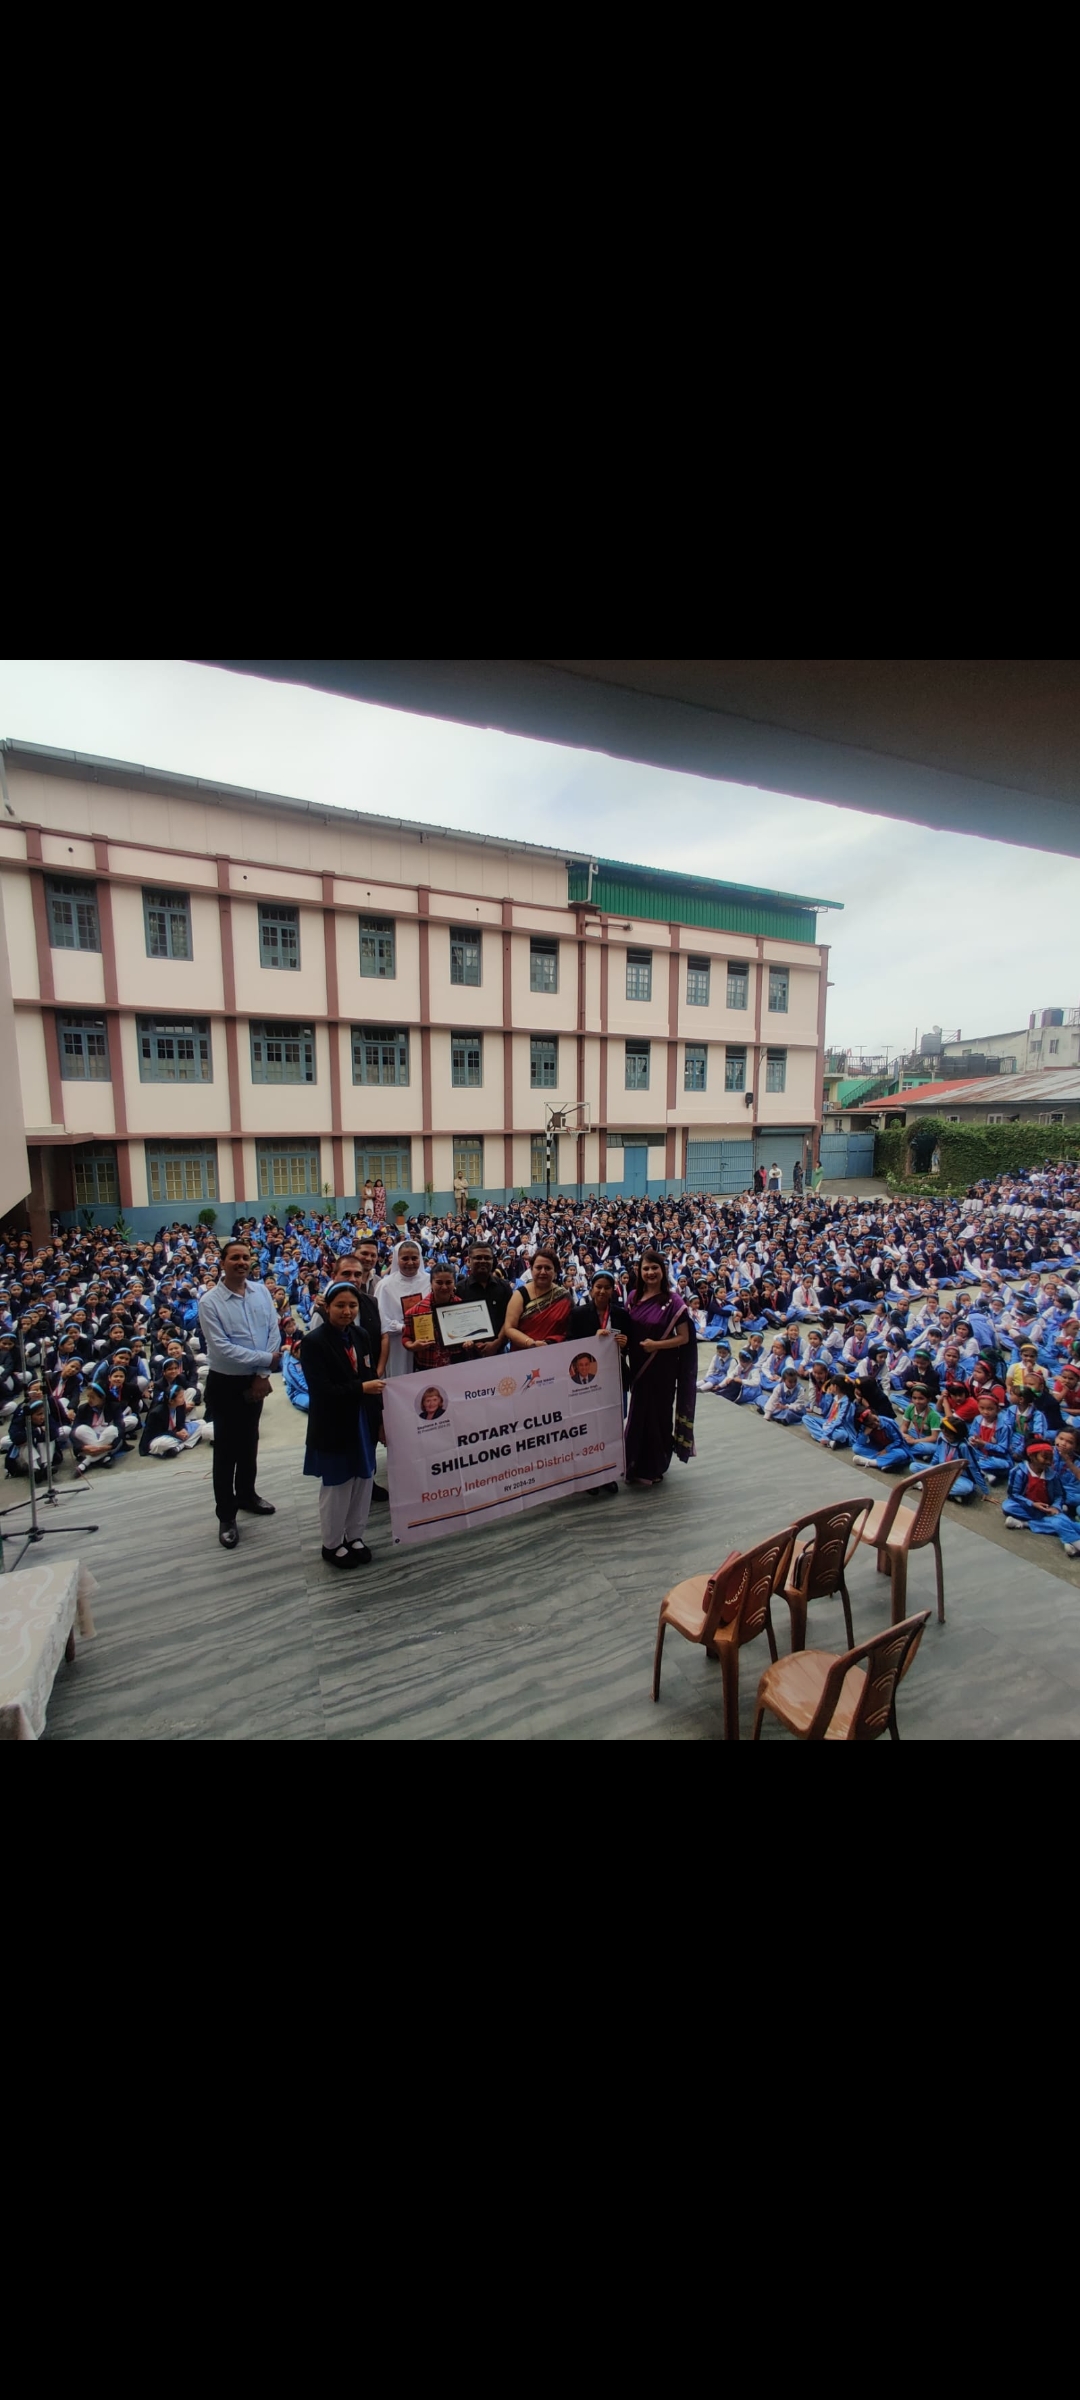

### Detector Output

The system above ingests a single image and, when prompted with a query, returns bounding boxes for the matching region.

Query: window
[768,968,789,1013]
[353,1028,409,1086]
[726,965,748,1011]
[530,1037,557,1089]
[450,928,482,986]
[1049,1038,1060,1054]
[47,877,99,952]
[256,1141,320,1197]
[143,888,192,960]
[625,1041,650,1090]
[138,1017,212,1083]
[58,1014,110,1081]
[986,1114,1004,1125]
[686,957,710,1006]
[531,1133,558,1184]
[1030,1040,1042,1055]
[72,1144,118,1206]
[530,939,558,993]
[359,918,396,979]
[146,1142,218,1204]
[725,1047,746,1092]
[451,1033,483,1088]
[684,1044,707,1092]
[250,1022,316,1084]
[765,1049,787,1092]
[1040,1112,1065,1125]
[453,1139,483,1189]
[356,1143,412,1193]
[259,903,300,970]
[946,1115,960,1123]
[626,950,652,1002]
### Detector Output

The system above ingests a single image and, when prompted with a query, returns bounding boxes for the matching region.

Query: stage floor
[27,1380,1080,1741]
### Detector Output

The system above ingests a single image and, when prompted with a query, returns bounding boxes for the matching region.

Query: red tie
[344,1341,357,1374]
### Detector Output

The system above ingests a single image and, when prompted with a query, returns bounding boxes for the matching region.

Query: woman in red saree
[625,1253,697,1485]
[503,1249,573,1347]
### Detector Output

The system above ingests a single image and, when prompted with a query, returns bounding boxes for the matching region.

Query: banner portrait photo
[383,1341,626,1546]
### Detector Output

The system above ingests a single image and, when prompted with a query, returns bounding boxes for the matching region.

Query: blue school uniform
[805,1394,855,1448]
[1002,1460,1076,1541]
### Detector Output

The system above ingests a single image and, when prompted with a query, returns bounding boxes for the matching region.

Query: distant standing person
[768,1161,783,1193]
[453,1168,469,1220]
[793,1158,804,1195]
[372,1178,387,1225]
[198,1238,281,1550]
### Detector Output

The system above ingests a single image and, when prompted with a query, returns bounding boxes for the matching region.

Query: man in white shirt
[198,1239,281,1550]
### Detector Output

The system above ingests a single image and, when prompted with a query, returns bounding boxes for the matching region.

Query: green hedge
[876,1115,1080,1190]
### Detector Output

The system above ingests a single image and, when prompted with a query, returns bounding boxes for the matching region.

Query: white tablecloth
[0,1557,98,1742]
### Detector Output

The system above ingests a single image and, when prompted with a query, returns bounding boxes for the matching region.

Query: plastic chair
[852,1461,959,1624]
[652,1525,796,1741]
[777,1497,874,1654]
[753,1611,931,1741]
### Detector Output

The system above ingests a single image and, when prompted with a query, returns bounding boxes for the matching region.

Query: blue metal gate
[686,1140,753,1194]
[819,1133,876,1179]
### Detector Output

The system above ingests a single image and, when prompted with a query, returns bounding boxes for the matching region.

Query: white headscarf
[377,1241,432,1337]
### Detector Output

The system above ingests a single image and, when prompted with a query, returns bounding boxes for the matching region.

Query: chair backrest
[902,1461,961,1547]
[787,1498,873,1599]
[705,1526,795,1646]
[806,1611,931,1740]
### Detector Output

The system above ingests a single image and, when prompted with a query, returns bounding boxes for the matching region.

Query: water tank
[1042,1008,1064,1027]
[920,1026,943,1056]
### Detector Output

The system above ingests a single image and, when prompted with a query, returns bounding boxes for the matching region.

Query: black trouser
[205,1370,263,1522]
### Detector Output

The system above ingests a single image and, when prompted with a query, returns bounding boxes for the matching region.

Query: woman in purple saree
[625,1253,698,1485]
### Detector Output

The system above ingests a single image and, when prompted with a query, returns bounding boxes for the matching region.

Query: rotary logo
[497,1375,518,1397]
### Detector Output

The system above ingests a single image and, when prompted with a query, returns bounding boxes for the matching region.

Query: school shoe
[237,1497,276,1515]
[1064,1543,1080,1558]
[1003,1518,1028,1531]
[322,1544,358,1569]
[219,1521,239,1549]
[347,1539,372,1563]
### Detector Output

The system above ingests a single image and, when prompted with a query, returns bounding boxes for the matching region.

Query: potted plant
[392,1197,410,1226]
[198,1206,218,1228]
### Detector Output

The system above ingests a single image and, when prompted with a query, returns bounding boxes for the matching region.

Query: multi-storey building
[0,740,839,1238]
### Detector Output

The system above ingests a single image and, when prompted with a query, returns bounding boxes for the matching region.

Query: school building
[0,739,840,1239]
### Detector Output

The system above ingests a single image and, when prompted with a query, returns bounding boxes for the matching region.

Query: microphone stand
[0,1323,99,1574]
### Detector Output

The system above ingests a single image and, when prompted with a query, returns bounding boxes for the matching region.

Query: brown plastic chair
[852,1461,959,1624]
[653,1525,796,1741]
[753,1611,931,1741]
[777,1496,874,1654]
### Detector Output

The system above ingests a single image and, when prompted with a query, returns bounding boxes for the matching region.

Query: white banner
[383,1341,626,1546]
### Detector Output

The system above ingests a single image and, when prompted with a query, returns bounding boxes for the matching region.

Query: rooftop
[874,1068,1080,1113]
[1,739,841,918]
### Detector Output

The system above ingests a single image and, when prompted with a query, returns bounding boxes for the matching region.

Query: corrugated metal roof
[569,868,818,938]
[897,1068,1080,1110]
[584,855,842,910]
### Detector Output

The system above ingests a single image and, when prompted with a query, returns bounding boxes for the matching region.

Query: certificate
[435,1299,494,1344]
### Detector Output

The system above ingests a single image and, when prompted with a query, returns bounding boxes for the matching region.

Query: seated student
[754,1336,795,1409]
[762,1366,807,1424]
[138,1370,204,1457]
[1003,1438,1080,1549]
[1053,1363,1080,1431]
[1005,1390,1052,1456]
[283,1336,310,1410]
[4,1391,63,1480]
[803,1372,857,1448]
[920,1412,990,1503]
[730,1332,768,1403]
[899,1382,942,1457]
[967,1393,1014,1482]
[852,1396,912,1472]
[71,1383,121,1473]
[941,1372,979,1426]
[698,1340,738,1395]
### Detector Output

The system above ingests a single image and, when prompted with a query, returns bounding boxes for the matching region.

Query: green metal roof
[568,856,840,941]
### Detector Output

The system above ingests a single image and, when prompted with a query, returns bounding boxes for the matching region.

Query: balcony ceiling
[199,659,1080,861]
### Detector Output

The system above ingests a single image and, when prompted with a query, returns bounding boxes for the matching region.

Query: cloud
[2,657,1078,1054]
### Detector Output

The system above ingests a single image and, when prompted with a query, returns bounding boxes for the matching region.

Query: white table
[0,1557,97,1741]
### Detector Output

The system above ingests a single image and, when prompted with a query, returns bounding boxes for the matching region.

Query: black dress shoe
[219,1522,239,1549]
[347,1539,372,1564]
[322,1544,358,1569]
[237,1497,276,1515]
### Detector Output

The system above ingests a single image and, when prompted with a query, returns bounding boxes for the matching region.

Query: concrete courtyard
[20,1355,1080,1741]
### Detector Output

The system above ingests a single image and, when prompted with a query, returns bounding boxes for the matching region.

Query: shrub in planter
[198,1207,218,1227]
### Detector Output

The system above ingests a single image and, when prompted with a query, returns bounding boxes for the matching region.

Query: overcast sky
[2,658,1076,1058]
